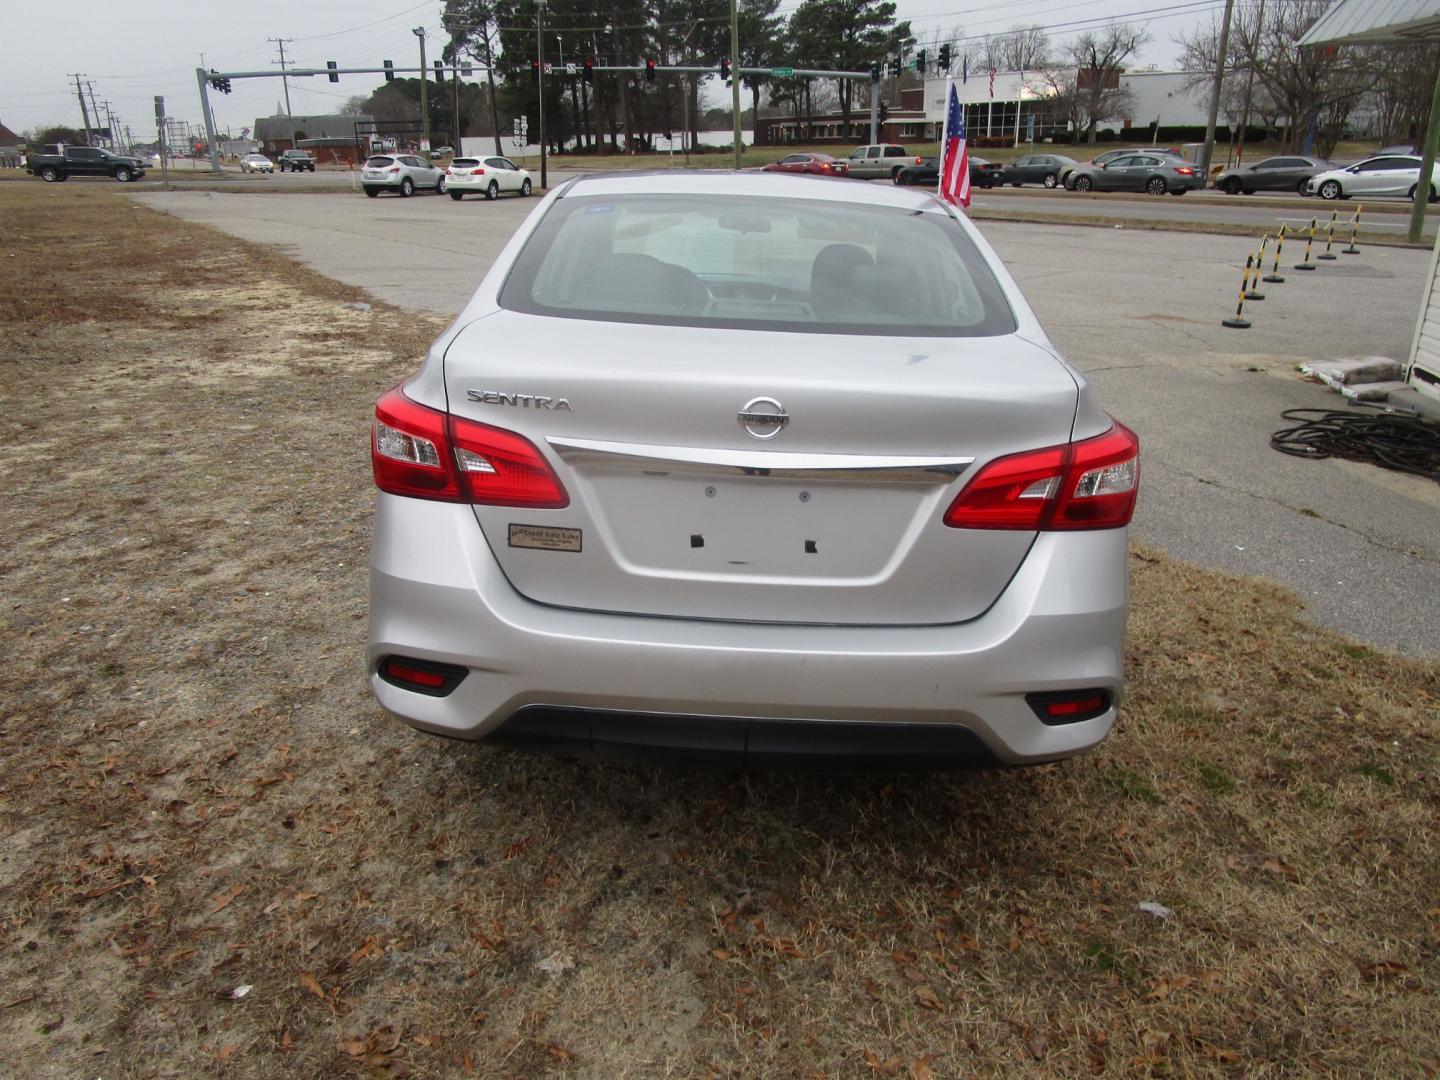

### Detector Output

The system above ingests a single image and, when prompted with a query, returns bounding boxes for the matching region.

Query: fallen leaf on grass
[298,971,326,999]
[1262,859,1299,882]
[863,1050,904,1075]
[217,1044,240,1062]
[1146,975,1194,1000]
[1359,959,1408,979]
[348,935,384,964]
[1026,1033,1048,1060]
[710,948,733,961]
[209,885,247,913]
[909,1054,937,1079]
[83,879,137,900]
[546,1043,575,1062]
[913,985,944,1012]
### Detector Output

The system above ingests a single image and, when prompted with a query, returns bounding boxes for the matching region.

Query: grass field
[1,184,1437,1078]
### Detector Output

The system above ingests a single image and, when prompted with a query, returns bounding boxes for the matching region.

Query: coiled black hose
[1270,406,1440,481]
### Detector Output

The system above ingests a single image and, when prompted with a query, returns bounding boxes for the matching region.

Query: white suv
[447,156,534,201]
[361,154,445,198]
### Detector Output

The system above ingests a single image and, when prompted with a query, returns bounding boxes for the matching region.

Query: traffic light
[384,60,395,82]
[938,44,951,72]
[888,57,901,78]
[434,59,445,84]
[584,58,594,82]
[870,61,881,82]
[719,58,730,81]
[878,102,889,123]
[327,60,338,83]
[645,59,657,83]
[531,60,540,84]
[208,71,233,94]
[916,50,926,75]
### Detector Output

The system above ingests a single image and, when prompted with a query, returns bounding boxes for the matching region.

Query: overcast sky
[3,0,1214,137]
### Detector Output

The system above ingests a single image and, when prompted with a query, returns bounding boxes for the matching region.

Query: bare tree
[1067,23,1148,142]
[1176,0,1374,154]
[999,25,1050,71]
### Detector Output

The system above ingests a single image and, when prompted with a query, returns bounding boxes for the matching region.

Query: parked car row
[771,143,1437,203]
[360,154,534,200]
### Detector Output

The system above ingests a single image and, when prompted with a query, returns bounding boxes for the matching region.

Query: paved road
[134,189,1440,654]
[106,163,1439,239]
[967,186,1437,239]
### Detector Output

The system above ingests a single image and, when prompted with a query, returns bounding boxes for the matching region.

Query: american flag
[938,81,971,209]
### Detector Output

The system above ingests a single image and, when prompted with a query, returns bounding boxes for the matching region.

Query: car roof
[560,170,947,211]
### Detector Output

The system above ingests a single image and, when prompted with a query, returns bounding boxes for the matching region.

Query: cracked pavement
[133,192,1439,653]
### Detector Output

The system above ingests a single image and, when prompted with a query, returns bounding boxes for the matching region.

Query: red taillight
[371,386,569,508]
[1175,166,1195,175]
[916,156,923,164]
[388,166,400,173]
[944,422,1139,531]
[473,167,485,175]
[444,167,452,175]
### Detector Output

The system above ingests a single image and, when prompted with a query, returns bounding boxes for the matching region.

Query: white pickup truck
[843,144,914,180]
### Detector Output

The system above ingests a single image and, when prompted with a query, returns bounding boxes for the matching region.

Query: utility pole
[269,38,294,117]
[1199,0,1236,186]
[71,74,92,144]
[86,81,103,145]
[413,27,430,152]
[729,0,742,170]
[536,2,547,189]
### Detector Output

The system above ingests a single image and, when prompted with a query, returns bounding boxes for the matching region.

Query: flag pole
[937,75,953,204]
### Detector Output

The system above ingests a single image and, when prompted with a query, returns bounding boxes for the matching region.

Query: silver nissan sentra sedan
[368,171,1138,770]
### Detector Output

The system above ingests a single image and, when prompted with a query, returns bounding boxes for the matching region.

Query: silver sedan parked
[368,172,1139,770]
[361,153,446,198]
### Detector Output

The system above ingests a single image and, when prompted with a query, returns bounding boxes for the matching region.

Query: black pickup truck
[26,145,149,183]
[277,150,315,172]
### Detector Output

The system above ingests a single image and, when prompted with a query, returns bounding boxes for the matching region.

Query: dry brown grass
[0,184,1437,1080]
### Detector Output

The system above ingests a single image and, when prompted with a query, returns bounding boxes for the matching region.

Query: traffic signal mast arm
[199,63,876,79]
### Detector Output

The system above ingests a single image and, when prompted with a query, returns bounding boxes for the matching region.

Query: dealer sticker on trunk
[508,524,582,553]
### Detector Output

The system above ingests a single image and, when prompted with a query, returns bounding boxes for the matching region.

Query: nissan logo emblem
[738,396,789,440]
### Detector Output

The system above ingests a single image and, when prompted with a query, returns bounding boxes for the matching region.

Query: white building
[1115,71,1212,131]
[922,68,1215,139]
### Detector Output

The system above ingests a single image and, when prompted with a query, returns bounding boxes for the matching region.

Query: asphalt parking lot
[134,187,1440,654]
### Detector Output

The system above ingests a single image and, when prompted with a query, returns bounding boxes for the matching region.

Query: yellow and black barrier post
[1246,235,1268,301]
[1223,256,1254,329]
[1317,210,1339,261]
[1342,205,1362,255]
[1262,225,1287,284]
[1294,218,1318,271]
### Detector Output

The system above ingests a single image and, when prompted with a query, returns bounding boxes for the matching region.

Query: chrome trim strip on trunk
[546,436,973,483]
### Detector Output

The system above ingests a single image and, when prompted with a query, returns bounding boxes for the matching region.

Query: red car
[761,152,849,177]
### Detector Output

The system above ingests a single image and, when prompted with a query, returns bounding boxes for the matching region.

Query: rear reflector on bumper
[1026,690,1112,725]
[378,656,468,697]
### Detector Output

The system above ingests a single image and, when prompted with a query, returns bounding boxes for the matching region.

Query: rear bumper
[367,496,1129,768]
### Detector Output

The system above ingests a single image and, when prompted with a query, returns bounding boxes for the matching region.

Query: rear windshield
[499,193,1015,337]
[452,158,480,166]
[365,156,394,167]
